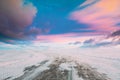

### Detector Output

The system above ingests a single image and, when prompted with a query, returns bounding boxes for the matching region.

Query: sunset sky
[0,1,120,80]
[0,0,120,46]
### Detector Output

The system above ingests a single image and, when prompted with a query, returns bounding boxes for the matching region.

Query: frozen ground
[14,58,110,80]
[0,43,120,80]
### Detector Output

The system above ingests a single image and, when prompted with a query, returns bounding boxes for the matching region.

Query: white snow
[0,43,120,80]
[59,62,84,80]
[0,45,50,80]
[22,59,53,80]
[59,63,71,70]
[73,68,84,80]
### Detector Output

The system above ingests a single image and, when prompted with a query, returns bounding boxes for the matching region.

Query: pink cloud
[35,33,100,43]
[69,0,120,34]
[36,33,77,43]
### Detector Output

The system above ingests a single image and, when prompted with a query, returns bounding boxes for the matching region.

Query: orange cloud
[70,0,120,34]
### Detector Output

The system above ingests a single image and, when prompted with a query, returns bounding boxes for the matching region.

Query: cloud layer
[70,0,120,34]
[0,0,37,43]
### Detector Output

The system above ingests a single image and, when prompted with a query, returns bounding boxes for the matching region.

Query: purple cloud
[81,30,120,48]
[110,30,120,37]
[68,41,81,45]
[0,0,38,43]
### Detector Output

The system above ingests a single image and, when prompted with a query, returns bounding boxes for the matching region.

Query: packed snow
[0,43,120,80]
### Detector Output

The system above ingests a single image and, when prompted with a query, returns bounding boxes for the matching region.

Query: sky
[0,1,120,79]
[0,0,120,46]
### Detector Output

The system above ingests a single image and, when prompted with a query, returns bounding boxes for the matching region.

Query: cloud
[36,33,80,43]
[81,41,113,48]
[109,30,120,37]
[68,41,81,45]
[79,0,99,7]
[70,0,120,34]
[81,30,120,48]
[106,30,120,42]
[0,0,38,43]
[83,39,94,44]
